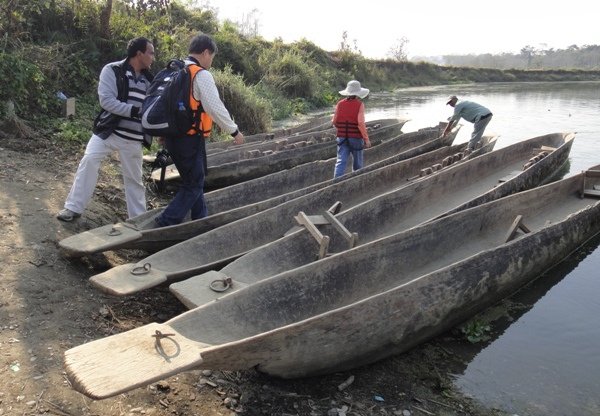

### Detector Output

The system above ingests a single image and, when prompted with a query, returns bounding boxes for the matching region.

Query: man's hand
[233,131,244,145]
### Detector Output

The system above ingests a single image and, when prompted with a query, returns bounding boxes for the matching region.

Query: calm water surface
[365,82,600,416]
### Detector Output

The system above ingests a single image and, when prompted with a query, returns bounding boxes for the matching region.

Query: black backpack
[141,59,199,138]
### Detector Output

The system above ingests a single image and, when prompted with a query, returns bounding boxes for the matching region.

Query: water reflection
[454,234,600,416]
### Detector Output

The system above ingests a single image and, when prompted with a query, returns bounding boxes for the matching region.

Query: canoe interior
[206,133,574,287]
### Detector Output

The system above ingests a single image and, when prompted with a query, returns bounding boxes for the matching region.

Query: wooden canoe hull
[89,134,498,296]
[206,114,334,151]
[169,133,575,308]
[64,170,600,399]
[59,123,456,256]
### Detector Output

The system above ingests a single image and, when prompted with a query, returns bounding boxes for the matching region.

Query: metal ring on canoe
[108,226,122,236]
[131,262,151,275]
[210,277,232,292]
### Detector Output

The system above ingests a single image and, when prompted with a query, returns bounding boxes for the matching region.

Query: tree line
[414,45,600,70]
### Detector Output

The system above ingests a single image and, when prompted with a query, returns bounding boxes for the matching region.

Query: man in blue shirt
[442,95,493,151]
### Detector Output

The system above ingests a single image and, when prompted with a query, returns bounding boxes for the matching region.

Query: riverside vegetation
[2,0,600,147]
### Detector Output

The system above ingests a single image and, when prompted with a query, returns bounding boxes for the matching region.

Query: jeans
[156,135,207,226]
[334,138,364,178]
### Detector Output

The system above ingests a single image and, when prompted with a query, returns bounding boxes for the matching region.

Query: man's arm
[442,120,455,137]
[194,70,243,144]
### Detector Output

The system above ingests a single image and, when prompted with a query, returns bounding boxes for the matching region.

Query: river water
[364,81,600,416]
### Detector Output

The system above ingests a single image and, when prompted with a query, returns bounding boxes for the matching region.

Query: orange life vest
[188,65,214,138]
[334,98,363,139]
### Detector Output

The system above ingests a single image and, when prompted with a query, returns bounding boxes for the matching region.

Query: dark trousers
[157,135,207,226]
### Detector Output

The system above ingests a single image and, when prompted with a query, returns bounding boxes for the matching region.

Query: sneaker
[57,208,81,222]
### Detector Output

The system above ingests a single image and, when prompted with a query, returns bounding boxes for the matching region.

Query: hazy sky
[208,0,596,59]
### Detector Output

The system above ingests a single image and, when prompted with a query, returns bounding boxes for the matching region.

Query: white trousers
[63,133,146,219]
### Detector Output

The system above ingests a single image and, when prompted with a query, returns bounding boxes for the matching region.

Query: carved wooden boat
[59,123,456,257]
[206,113,334,152]
[64,167,600,400]
[152,119,408,188]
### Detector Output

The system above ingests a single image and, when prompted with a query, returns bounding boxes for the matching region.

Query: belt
[479,113,493,120]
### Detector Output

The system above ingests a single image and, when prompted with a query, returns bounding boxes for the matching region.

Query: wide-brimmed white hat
[339,80,369,99]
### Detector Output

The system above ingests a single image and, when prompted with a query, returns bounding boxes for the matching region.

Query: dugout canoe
[206,113,334,151]
[88,131,523,296]
[64,167,600,400]
[167,132,574,308]
[59,122,459,257]
[205,118,400,167]
[151,118,408,188]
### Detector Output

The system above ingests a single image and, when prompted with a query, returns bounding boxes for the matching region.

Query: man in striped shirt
[57,37,155,222]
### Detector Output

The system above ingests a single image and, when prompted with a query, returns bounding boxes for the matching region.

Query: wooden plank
[322,211,358,248]
[295,211,330,259]
[504,215,531,243]
[584,189,600,197]
[585,170,600,178]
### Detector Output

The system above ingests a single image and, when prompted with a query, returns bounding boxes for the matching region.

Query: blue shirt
[450,100,491,124]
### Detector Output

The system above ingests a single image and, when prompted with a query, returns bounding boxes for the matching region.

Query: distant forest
[413,45,600,70]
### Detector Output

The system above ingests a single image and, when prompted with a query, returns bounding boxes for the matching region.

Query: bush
[259,48,317,99]
[0,52,50,118]
[212,66,271,135]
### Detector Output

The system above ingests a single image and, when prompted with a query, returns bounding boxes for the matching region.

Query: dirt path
[0,136,507,416]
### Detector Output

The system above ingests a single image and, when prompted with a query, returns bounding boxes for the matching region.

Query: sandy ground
[0,132,509,416]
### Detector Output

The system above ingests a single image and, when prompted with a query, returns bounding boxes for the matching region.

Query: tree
[387,36,409,62]
[99,0,113,39]
[520,45,537,68]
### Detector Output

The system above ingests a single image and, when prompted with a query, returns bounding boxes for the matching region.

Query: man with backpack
[154,33,244,227]
[57,37,155,222]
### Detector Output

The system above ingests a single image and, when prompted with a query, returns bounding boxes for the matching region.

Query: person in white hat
[332,80,371,178]
[442,95,493,151]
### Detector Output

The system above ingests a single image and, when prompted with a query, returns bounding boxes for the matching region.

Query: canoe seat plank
[584,189,600,198]
[505,215,531,243]
[580,169,600,197]
[295,211,330,259]
[498,171,522,183]
[532,146,557,154]
[322,211,359,248]
[585,170,600,178]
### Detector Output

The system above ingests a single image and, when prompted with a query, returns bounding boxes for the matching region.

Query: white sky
[202,0,597,59]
